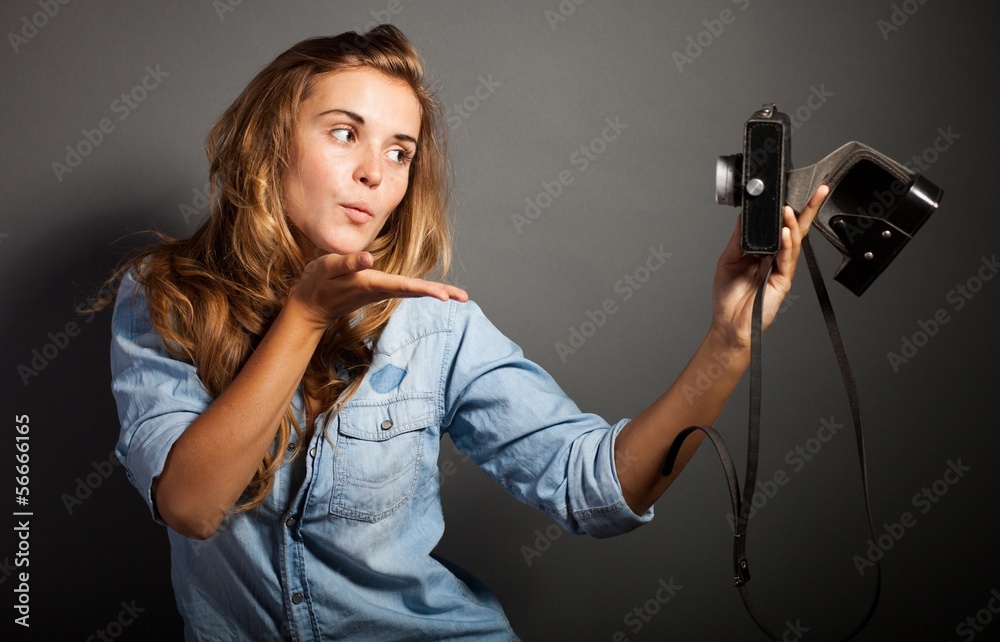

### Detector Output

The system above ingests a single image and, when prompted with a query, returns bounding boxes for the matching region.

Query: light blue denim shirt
[111,269,654,641]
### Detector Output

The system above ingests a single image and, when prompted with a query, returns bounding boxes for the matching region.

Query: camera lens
[716,154,742,207]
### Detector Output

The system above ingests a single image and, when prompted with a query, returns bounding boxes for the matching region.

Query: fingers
[410,279,467,303]
[307,252,466,300]
[795,184,829,236]
[774,184,829,277]
[290,252,469,331]
[348,252,374,273]
[772,208,801,283]
[717,211,747,269]
[301,252,371,283]
[311,252,373,277]
[364,272,468,303]
[440,284,470,302]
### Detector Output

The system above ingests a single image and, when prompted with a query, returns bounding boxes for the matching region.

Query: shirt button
[291,593,304,605]
[286,516,296,527]
[286,442,295,451]
[380,419,393,431]
[309,447,316,457]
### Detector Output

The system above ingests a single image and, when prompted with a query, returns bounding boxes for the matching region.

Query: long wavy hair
[94,25,451,511]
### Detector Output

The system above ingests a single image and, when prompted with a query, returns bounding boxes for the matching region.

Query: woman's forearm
[152,253,469,539]
[153,297,325,539]
[614,327,750,514]
[615,191,827,514]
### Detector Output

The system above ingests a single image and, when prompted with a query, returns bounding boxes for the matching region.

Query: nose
[354,145,382,188]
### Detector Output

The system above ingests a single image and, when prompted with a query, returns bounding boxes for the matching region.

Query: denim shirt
[110,269,654,641]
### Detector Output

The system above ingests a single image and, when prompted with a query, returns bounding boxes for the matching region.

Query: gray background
[2,0,998,640]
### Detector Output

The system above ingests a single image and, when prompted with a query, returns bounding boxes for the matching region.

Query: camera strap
[662,236,880,640]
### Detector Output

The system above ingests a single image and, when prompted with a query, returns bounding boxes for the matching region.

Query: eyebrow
[315,108,418,145]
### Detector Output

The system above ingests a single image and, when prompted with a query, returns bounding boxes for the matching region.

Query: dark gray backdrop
[2,0,998,640]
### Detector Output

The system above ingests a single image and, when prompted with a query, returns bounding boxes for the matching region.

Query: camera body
[716,104,790,255]
[716,103,944,295]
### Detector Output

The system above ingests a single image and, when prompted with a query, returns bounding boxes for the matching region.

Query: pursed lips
[339,201,373,223]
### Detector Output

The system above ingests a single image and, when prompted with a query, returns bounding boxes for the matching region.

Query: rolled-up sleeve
[440,300,653,539]
[110,270,212,525]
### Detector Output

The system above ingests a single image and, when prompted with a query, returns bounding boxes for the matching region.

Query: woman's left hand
[615,184,831,513]
[709,185,829,351]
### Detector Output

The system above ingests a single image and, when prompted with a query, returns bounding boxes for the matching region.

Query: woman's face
[282,67,422,259]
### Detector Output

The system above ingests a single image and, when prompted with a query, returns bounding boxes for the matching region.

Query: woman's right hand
[289,252,469,331]
[152,251,466,539]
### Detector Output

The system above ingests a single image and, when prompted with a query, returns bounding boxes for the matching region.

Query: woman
[106,25,826,640]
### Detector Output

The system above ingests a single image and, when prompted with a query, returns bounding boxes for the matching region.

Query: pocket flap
[339,393,435,441]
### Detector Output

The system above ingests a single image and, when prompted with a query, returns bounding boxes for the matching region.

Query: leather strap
[662,237,880,640]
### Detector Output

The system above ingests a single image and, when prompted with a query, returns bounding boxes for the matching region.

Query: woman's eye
[330,127,354,143]
[387,149,413,165]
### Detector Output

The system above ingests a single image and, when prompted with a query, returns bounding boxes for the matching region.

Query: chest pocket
[330,393,435,523]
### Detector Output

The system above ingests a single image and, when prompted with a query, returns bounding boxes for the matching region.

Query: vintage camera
[716,103,944,295]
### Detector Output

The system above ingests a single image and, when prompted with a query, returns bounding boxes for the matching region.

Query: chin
[314,235,373,258]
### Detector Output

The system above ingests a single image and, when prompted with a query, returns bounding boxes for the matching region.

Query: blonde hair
[96,25,451,511]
